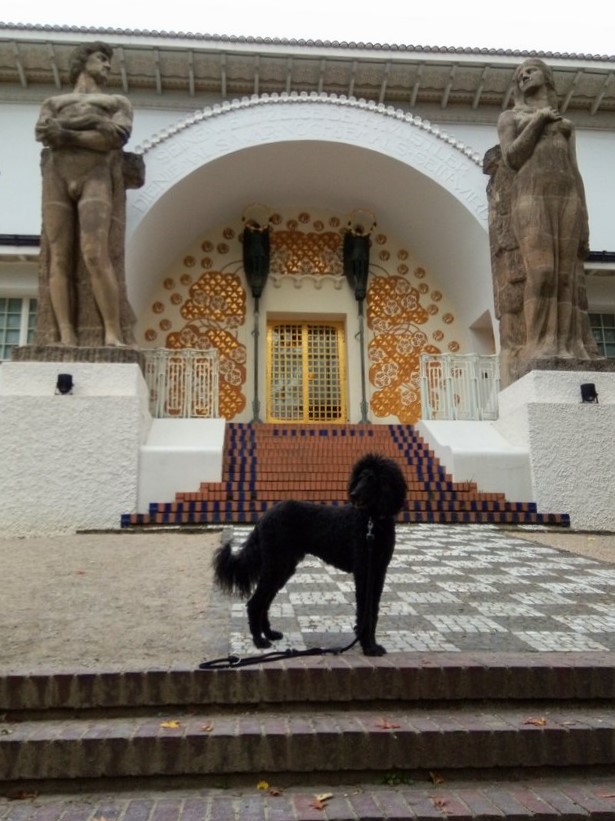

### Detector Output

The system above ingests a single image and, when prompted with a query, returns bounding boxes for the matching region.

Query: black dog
[213,453,407,656]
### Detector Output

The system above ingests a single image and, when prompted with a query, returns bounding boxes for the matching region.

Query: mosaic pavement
[218,524,615,656]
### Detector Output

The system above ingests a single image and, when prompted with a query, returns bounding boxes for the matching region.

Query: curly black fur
[213,453,407,656]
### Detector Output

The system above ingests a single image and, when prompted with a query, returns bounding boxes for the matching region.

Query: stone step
[3,777,615,819]
[3,704,615,781]
[2,654,615,712]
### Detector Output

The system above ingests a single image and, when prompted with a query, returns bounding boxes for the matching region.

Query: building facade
[1,25,614,425]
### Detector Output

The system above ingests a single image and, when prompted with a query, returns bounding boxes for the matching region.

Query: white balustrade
[143,348,220,418]
[420,354,500,420]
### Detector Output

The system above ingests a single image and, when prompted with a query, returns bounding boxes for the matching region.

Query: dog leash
[198,519,375,670]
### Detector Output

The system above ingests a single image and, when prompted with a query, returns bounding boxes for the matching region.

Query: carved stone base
[12,345,145,368]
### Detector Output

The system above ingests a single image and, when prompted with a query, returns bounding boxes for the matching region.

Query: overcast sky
[1,0,614,56]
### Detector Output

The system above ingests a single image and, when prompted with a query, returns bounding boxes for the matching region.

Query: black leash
[198,517,375,670]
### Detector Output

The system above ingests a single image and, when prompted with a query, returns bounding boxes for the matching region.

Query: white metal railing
[420,354,500,421]
[143,348,220,418]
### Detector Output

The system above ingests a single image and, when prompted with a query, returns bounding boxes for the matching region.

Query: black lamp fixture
[343,208,377,302]
[580,383,598,403]
[56,373,74,395]
[242,203,272,300]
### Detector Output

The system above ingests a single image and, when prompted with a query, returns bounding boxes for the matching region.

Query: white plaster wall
[138,418,225,511]
[586,277,615,313]
[0,102,186,236]
[435,121,615,252]
[3,96,615,254]
[0,104,42,235]
[525,402,615,531]
[416,419,532,501]
[3,96,614,347]
[0,261,38,296]
[496,371,615,531]
[125,99,493,331]
[0,363,152,536]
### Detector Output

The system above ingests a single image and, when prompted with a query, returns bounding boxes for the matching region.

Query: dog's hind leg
[246,560,297,647]
[246,581,284,648]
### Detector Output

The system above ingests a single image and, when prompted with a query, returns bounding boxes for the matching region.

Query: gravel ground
[1,526,614,673]
[0,530,223,672]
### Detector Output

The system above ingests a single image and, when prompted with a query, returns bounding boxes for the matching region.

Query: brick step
[3,704,615,781]
[149,496,536,513]
[222,457,438,466]
[178,484,496,497]
[190,485,493,497]
[214,473,455,484]
[2,655,614,712]
[3,777,615,819]
[124,510,569,526]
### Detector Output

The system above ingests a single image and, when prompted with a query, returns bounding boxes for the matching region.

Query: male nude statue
[35,42,133,346]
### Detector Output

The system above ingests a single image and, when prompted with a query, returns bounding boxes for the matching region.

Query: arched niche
[126,95,494,347]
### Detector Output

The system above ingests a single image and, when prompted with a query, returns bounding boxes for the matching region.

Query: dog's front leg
[354,563,387,656]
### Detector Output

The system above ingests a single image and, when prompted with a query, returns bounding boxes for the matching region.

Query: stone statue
[496,58,598,369]
[483,145,526,387]
[34,42,143,348]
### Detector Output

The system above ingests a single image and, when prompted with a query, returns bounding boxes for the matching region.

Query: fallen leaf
[429,771,445,785]
[201,723,214,732]
[160,720,181,729]
[376,718,400,730]
[524,717,547,726]
[310,793,333,811]
[268,786,283,796]
[6,789,39,801]
[256,780,270,791]
[76,570,86,576]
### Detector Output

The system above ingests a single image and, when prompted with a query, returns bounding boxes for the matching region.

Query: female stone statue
[497,58,596,361]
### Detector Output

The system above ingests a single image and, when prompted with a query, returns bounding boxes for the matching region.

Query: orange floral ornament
[367,275,441,424]
[164,271,247,419]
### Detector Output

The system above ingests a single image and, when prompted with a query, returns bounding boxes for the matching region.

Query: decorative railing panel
[420,354,500,421]
[143,349,220,418]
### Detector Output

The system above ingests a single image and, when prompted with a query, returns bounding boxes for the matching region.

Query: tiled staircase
[2,655,615,817]
[123,423,570,528]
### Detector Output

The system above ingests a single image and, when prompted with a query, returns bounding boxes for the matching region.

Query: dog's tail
[213,528,261,598]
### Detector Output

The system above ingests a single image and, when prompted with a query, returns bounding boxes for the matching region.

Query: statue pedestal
[0,362,152,537]
[12,344,144,366]
[495,370,615,531]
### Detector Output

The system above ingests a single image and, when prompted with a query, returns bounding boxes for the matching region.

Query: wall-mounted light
[580,383,598,403]
[56,373,74,395]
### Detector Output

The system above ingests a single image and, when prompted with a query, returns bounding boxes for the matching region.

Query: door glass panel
[269,323,304,421]
[267,321,346,423]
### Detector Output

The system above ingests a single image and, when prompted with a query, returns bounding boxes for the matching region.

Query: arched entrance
[126,95,495,423]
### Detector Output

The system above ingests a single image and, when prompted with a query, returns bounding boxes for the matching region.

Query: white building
[1,24,614,532]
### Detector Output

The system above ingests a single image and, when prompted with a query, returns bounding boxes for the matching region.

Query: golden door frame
[266,320,348,423]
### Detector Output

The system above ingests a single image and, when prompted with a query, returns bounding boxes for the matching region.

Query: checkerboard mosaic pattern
[219,524,615,656]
